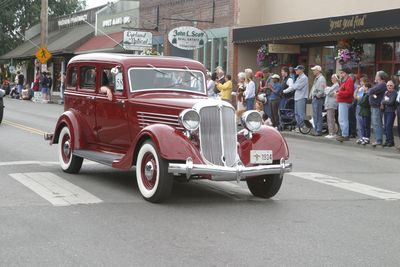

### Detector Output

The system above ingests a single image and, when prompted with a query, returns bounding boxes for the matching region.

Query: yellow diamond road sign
[35,47,52,64]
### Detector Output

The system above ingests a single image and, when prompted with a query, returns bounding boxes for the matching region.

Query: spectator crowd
[207,65,400,150]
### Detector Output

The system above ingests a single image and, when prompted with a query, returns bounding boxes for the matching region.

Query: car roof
[69,53,206,70]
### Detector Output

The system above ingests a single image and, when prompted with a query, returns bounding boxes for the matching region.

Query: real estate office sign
[168,26,208,50]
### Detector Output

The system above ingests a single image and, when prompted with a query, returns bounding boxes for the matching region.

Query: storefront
[75,1,147,55]
[195,27,229,74]
[233,8,400,84]
[0,6,105,97]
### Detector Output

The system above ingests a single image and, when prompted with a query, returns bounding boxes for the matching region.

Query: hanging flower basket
[335,39,363,65]
[257,45,268,67]
[256,44,279,67]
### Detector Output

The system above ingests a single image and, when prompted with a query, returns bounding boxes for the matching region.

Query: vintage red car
[45,53,292,202]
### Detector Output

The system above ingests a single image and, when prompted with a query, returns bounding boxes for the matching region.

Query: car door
[95,65,131,150]
[73,64,98,144]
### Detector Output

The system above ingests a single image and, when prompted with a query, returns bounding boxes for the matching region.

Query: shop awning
[0,24,94,60]
[75,32,124,54]
[233,8,400,44]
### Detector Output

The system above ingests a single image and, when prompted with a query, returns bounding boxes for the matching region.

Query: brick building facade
[137,0,236,74]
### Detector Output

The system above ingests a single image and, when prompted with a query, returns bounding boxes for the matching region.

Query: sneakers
[356,138,363,144]
[325,134,336,139]
[360,137,370,145]
[336,136,350,142]
[371,142,382,147]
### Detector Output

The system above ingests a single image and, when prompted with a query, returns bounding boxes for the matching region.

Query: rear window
[128,68,205,93]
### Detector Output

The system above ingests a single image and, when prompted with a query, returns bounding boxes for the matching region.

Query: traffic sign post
[35,47,52,64]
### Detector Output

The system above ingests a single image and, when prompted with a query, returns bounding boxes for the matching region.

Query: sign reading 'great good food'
[168,26,208,50]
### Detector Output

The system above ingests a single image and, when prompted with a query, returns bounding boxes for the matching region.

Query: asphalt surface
[1,97,400,266]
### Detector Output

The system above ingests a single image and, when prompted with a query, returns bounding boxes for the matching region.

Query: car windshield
[129,67,205,93]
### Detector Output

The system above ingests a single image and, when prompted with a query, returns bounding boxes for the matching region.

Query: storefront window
[378,63,392,76]
[395,42,400,62]
[195,28,229,73]
[308,46,335,86]
[213,38,221,69]
[376,41,400,77]
[360,43,376,80]
[205,40,212,71]
[380,42,393,61]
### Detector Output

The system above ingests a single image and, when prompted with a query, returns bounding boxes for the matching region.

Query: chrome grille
[199,105,237,167]
[138,112,183,130]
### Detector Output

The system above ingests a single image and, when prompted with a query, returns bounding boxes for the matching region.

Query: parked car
[45,53,292,203]
[0,88,5,124]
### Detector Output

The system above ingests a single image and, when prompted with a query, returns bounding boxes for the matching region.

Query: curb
[281,131,400,154]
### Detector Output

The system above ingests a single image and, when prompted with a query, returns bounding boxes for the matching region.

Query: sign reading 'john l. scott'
[168,26,208,50]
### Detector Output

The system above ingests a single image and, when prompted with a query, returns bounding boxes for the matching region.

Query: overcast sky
[85,0,110,9]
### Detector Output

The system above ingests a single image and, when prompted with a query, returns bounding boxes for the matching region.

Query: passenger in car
[100,71,113,101]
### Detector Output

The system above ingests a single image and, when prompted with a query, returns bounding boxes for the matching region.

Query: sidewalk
[281,130,400,153]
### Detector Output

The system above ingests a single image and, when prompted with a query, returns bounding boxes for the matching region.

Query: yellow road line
[3,120,46,136]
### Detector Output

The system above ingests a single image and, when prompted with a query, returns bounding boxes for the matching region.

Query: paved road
[1,97,400,266]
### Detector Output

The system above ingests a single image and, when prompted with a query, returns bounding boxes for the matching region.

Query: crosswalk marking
[0,160,100,167]
[9,172,103,206]
[290,172,400,200]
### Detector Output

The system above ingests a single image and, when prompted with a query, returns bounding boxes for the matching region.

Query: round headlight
[179,109,200,131]
[241,111,262,132]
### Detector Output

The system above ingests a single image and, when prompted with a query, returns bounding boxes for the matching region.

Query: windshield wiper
[184,66,199,80]
[147,64,168,75]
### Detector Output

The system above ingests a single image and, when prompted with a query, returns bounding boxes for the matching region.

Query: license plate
[250,150,273,164]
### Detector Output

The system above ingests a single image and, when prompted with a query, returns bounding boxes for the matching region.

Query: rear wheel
[58,126,83,173]
[246,174,283,199]
[136,140,173,203]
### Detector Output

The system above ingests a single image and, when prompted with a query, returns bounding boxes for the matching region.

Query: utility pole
[40,0,48,72]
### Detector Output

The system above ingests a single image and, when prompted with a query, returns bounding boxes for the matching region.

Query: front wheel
[246,174,283,199]
[58,126,83,173]
[136,140,173,203]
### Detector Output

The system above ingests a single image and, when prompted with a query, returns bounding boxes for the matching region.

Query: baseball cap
[311,65,322,71]
[271,74,280,79]
[294,65,305,71]
[255,71,264,78]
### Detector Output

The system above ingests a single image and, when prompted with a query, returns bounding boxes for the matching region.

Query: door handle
[117,99,125,107]
[87,96,96,100]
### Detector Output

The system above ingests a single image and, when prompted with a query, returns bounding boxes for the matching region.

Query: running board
[74,150,124,167]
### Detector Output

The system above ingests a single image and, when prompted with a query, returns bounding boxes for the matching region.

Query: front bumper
[168,158,292,182]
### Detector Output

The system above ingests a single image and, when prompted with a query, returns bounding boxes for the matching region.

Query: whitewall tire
[136,140,173,203]
[58,126,83,173]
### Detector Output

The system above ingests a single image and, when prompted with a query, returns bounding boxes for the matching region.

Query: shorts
[41,87,48,94]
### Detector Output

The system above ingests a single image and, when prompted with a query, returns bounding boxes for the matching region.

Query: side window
[67,67,77,90]
[102,68,124,95]
[79,66,96,91]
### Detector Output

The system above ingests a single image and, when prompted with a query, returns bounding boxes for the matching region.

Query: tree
[0,0,87,56]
